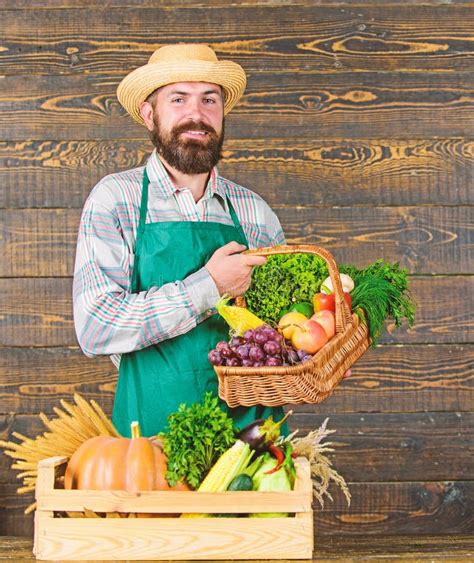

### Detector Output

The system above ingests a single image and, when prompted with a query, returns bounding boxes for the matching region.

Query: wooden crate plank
[0,276,471,346]
[2,5,474,75]
[1,345,472,414]
[34,456,311,515]
[1,71,473,140]
[2,481,473,539]
[2,412,473,482]
[33,515,313,560]
[36,488,311,513]
[1,533,474,562]
[1,138,473,208]
[1,207,472,276]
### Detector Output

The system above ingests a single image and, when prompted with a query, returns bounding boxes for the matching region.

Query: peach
[278,311,308,339]
[310,310,336,339]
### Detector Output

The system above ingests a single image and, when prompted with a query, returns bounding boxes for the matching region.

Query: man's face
[144,82,225,175]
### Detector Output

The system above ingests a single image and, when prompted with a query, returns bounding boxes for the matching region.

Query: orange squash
[64,421,189,494]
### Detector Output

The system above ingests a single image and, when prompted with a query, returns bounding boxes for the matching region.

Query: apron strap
[131,168,150,293]
[139,168,150,230]
[226,196,248,245]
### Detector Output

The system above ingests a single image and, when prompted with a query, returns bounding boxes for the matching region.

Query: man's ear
[139,101,154,131]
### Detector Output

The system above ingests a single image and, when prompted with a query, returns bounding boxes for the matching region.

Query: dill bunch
[345,262,416,346]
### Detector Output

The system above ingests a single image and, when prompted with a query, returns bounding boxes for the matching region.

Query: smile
[182,131,209,138]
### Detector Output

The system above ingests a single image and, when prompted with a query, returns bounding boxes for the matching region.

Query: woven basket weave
[215,244,370,407]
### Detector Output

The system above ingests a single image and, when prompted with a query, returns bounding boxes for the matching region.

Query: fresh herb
[340,260,416,345]
[161,392,236,488]
[245,253,328,324]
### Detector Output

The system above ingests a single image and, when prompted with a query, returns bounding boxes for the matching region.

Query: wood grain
[3,0,474,8]
[1,345,472,414]
[2,412,473,482]
[1,533,473,562]
[0,276,472,346]
[2,5,474,75]
[2,71,474,140]
[1,0,473,542]
[1,480,473,538]
[1,138,473,209]
[1,207,472,276]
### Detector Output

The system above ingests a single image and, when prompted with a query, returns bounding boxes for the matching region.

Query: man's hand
[205,241,266,298]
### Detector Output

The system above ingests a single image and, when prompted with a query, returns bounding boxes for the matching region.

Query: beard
[149,116,224,175]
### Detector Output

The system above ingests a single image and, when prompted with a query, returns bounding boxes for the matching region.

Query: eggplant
[238,410,292,455]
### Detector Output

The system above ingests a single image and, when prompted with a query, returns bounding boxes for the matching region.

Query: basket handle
[238,244,353,333]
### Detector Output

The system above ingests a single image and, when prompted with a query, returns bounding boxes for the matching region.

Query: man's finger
[343,369,352,379]
[244,255,267,267]
[217,241,247,256]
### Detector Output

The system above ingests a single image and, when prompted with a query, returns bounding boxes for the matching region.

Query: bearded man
[72,44,288,437]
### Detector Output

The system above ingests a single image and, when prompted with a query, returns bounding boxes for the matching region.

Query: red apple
[291,319,329,355]
[312,292,335,312]
[311,310,336,339]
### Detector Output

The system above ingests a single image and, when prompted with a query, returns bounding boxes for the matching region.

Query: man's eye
[204,98,216,104]
[172,98,184,103]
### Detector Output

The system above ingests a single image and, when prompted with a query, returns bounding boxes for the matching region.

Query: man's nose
[184,98,205,121]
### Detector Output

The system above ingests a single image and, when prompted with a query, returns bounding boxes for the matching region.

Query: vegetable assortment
[243,253,416,347]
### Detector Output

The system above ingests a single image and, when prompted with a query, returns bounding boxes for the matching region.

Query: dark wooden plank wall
[1,0,473,539]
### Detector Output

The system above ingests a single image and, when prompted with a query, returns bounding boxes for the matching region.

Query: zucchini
[227,473,253,491]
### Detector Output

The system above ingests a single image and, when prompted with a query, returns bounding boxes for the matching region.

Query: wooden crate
[34,455,314,560]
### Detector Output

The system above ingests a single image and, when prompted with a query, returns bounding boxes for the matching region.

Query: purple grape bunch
[208,324,313,368]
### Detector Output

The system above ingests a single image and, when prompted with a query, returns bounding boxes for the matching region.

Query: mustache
[171,121,218,137]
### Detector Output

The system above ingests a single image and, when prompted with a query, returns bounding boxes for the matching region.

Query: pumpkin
[64,421,189,494]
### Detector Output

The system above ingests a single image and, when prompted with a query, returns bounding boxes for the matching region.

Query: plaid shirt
[73,150,286,366]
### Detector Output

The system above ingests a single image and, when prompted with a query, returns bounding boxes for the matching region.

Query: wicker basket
[215,244,370,408]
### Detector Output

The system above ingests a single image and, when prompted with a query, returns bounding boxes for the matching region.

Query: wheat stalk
[289,418,351,508]
[0,394,119,514]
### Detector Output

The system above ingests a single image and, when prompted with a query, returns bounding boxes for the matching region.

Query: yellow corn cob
[181,440,253,518]
[216,295,265,336]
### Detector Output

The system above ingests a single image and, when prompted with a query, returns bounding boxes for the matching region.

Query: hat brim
[117,60,247,124]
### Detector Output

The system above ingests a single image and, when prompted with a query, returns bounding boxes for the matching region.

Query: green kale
[161,392,236,489]
[244,253,328,324]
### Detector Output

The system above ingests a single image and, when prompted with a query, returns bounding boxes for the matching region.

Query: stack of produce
[244,253,415,347]
[1,392,351,518]
[209,253,416,369]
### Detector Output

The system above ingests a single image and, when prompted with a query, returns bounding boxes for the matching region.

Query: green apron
[112,169,285,437]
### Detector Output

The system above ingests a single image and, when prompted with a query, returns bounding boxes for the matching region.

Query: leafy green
[244,253,328,324]
[161,392,236,488]
[340,260,416,345]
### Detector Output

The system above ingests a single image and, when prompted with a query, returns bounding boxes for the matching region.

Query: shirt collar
[145,149,227,204]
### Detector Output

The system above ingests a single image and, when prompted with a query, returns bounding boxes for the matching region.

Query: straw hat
[117,44,247,125]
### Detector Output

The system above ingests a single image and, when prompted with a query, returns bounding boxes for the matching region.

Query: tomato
[290,302,314,317]
[313,292,352,313]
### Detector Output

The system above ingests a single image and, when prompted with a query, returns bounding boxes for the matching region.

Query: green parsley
[161,392,236,489]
